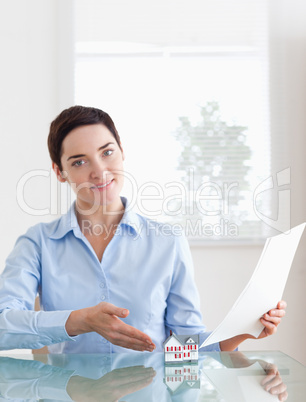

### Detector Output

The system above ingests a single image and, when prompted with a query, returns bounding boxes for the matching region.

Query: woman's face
[55,124,125,211]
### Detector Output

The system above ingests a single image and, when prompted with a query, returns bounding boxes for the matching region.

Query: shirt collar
[49,196,142,240]
[119,196,142,237]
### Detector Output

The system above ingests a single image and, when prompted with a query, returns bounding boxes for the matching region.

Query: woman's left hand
[257,300,287,339]
[220,300,287,351]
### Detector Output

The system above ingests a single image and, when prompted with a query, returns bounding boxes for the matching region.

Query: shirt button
[100,295,106,301]
[102,338,108,344]
[99,282,105,288]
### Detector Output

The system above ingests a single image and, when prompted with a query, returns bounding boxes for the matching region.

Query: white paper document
[200,222,306,348]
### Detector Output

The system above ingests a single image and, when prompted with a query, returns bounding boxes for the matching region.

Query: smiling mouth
[91,179,114,189]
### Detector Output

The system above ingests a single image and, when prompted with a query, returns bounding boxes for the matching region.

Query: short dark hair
[48,105,122,171]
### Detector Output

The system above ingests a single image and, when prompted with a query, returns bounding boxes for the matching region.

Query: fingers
[262,373,288,401]
[112,366,154,382]
[107,319,156,351]
[102,302,130,318]
[109,332,155,352]
[101,303,154,344]
[260,317,278,335]
[116,374,155,396]
[111,367,156,398]
[260,300,287,336]
[95,303,156,351]
[111,314,155,344]
[101,302,154,343]
[268,307,286,319]
[277,300,287,310]
[262,314,281,326]
[108,366,156,386]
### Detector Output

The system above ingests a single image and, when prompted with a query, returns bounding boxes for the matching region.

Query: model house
[163,363,200,394]
[163,333,199,364]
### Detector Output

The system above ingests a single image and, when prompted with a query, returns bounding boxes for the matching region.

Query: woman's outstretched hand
[65,302,156,352]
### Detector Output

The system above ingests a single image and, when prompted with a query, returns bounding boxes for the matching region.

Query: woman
[0,106,286,353]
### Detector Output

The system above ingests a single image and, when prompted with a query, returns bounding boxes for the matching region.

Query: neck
[75,197,125,233]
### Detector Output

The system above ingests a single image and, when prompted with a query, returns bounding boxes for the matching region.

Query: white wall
[0,0,305,365]
[0,0,74,268]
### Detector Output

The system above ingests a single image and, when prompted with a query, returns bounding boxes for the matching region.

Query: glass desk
[0,351,304,401]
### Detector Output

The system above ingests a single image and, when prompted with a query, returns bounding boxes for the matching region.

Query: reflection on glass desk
[0,351,304,401]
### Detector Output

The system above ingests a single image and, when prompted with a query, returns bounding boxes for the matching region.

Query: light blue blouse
[0,197,220,353]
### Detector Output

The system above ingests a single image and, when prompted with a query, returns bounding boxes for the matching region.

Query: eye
[103,149,114,157]
[72,159,85,167]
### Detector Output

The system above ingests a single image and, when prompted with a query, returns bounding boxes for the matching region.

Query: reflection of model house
[163,333,199,363]
[163,363,200,394]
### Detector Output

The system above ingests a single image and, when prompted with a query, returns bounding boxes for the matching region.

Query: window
[75,0,277,242]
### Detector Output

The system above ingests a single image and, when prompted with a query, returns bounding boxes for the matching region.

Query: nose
[89,158,111,182]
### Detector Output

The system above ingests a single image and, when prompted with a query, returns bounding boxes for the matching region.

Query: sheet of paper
[200,222,306,348]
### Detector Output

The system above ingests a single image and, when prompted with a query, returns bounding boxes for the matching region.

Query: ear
[52,162,67,183]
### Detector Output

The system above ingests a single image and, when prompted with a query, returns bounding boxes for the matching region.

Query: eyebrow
[67,142,115,161]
